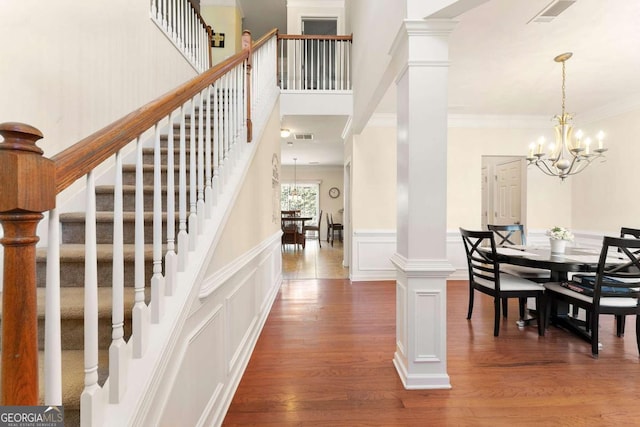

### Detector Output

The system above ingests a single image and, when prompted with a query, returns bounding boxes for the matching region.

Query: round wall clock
[329,187,340,198]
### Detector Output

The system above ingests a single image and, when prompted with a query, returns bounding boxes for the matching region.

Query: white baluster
[197,90,205,231]
[178,106,189,270]
[45,206,61,406]
[133,137,149,358]
[212,82,220,202]
[80,171,101,426]
[151,124,165,323]
[165,111,178,295]
[205,86,213,216]
[224,73,231,183]
[189,97,198,248]
[109,150,127,403]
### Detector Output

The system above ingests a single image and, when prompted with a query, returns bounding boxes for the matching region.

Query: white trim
[350,229,397,282]
[288,0,344,8]
[199,232,282,298]
[390,253,455,277]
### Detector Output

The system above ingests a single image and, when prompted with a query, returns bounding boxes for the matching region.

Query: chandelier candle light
[526,52,608,180]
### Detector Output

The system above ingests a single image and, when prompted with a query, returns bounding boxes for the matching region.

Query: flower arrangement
[547,226,574,241]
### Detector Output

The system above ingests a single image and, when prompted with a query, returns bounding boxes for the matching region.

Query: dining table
[480,244,619,328]
[281,216,312,248]
[486,245,608,281]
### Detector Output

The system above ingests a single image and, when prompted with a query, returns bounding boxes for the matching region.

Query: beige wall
[351,126,397,229]
[348,107,640,235]
[280,165,344,224]
[571,108,640,234]
[200,5,243,65]
[0,0,197,157]
[208,102,282,271]
[448,126,572,231]
[348,120,580,233]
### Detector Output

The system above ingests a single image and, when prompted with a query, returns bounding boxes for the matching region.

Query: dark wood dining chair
[302,210,322,248]
[544,235,640,358]
[328,213,343,247]
[607,227,640,334]
[460,228,545,336]
[488,224,550,320]
[487,224,527,246]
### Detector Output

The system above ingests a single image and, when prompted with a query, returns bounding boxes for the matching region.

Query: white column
[390,19,457,390]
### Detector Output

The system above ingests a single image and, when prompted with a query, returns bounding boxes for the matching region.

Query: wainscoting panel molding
[350,230,397,282]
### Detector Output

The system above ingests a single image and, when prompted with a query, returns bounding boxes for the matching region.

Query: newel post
[0,122,56,404]
[242,29,253,142]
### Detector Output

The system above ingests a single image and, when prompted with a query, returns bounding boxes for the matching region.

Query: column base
[393,351,451,390]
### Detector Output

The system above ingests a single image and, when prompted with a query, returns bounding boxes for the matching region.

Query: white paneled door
[494,159,522,226]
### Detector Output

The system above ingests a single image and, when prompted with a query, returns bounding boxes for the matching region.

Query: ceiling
[238,0,640,165]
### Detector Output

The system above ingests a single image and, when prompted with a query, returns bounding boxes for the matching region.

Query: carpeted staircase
[0,117,202,426]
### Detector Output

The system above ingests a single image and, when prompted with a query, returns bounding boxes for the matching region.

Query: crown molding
[578,95,640,124]
[287,0,344,8]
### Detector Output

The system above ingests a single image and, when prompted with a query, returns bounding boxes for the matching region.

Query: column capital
[389,18,459,63]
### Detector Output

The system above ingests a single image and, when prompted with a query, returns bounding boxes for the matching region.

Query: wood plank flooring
[224,249,640,426]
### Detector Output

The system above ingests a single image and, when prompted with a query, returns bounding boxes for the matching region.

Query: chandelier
[526,52,607,180]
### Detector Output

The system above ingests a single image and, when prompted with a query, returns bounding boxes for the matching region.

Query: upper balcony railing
[277,34,352,92]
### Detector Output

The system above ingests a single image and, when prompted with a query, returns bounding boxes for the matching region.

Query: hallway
[281,237,348,280]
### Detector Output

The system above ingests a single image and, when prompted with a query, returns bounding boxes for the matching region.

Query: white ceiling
[238,0,640,165]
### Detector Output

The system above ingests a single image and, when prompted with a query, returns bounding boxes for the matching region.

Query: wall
[200,4,243,65]
[346,0,405,133]
[149,96,283,427]
[287,0,346,34]
[571,107,640,235]
[0,0,197,158]
[352,125,397,229]
[448,125,572,231]
[208,101,283,271]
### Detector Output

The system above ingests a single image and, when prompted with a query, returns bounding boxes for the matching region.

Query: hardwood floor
[223,249,640,426]
[281,237,348,280]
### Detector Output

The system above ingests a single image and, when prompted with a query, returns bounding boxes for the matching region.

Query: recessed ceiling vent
[528,0,576,23]
[294,133,314,141]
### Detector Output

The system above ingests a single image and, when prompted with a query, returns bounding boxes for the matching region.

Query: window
[281,182,319,220]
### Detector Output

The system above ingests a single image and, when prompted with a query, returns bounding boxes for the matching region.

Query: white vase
[550,238,567,254]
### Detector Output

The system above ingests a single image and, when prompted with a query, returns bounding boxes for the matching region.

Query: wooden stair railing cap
[0,122,55,212]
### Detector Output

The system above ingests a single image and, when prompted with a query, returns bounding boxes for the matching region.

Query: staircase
[0,30,280,425]
[25,121,195,425]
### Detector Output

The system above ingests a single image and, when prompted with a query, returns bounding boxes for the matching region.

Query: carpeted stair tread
[60,211,171,222]
[0,287,136,320]
[36,243,154,261]
[0,349,108,411]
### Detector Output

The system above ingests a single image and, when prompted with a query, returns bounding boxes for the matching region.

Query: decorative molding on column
[390,253,455,278]
[389,19,459,62]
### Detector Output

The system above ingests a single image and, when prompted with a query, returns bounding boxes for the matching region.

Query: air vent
[528,0,576,23]
[294,133,314,141]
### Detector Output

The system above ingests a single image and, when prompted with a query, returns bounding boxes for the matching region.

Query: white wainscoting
[154,232,283,427]
[350,228,609,282]
[350,230,397,282]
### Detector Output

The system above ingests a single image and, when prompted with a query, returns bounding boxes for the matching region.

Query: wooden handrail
[53,28,278,194]
[277,34,353,41]
[0,26,276,407]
